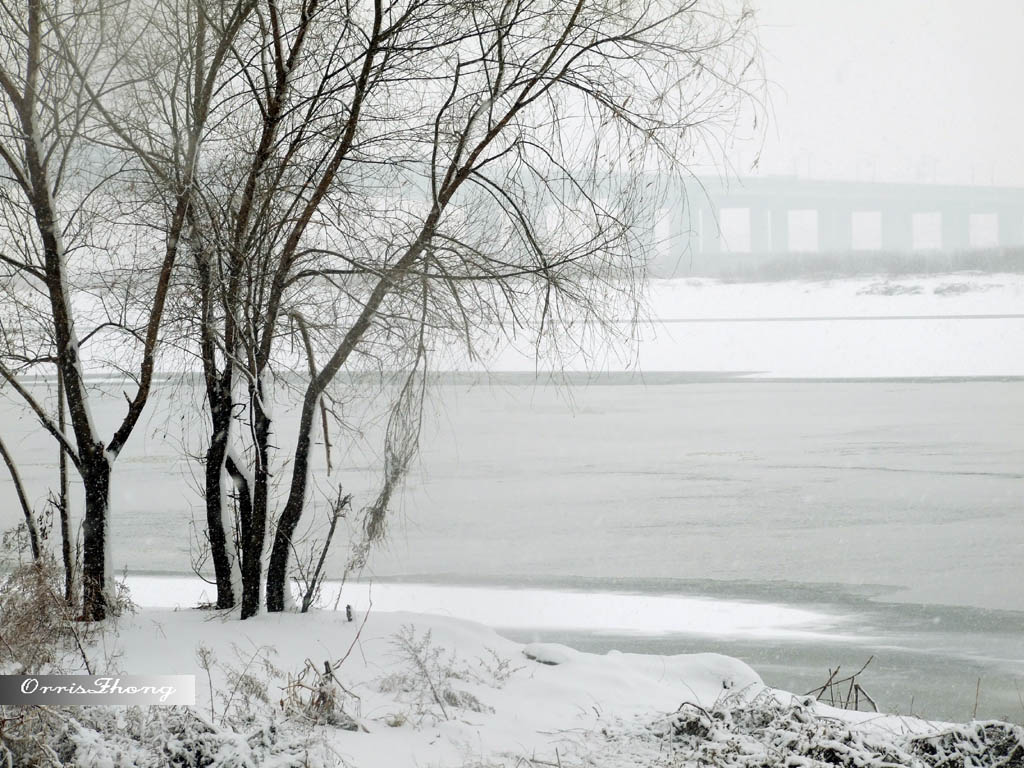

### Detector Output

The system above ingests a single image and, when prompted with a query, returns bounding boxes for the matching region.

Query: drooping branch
[0,433,41,560]
[0,361,80,468]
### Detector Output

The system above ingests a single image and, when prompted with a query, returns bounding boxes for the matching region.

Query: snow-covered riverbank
[486,273,1024,376]
[28,606,1022,767]
[119,575,1024,724]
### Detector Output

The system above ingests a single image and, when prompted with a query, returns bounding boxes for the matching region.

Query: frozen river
[3,375,1021,612]
[1,374,1021,722]
[382,377,1024,612]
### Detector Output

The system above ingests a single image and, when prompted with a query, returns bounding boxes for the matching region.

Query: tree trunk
[80,445,111,621]
[205,417,235,609]
[193,232,237,609]
[57,371,74,604]
[224,451,251,590]
[239,384,271,619]
[266,388,318,612]
[204,382,236,609]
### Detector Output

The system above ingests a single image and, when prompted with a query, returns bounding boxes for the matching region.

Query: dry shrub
[0,557,91,675]
[377,625,495,725]
[282,659,361,730]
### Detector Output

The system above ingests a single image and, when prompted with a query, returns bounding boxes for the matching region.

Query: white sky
[734,0,1024,186]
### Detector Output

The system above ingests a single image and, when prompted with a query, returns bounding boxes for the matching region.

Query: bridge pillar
[770,206,789,252]
[940,207,971,251]
[998,207,1024,247]
[881,206,914,252]
[699,203,720,254]
[668,202,694,253]
[819,206,852,253]
[654,202,694,276]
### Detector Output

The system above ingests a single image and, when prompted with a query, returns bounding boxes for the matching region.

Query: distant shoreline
[12,371,1024,385]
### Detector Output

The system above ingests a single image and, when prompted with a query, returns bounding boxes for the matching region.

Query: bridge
[655,176,1024,259]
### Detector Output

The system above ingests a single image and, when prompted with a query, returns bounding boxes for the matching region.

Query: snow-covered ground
[483,273,1024,376]
[32,604,1020,767]
[109,606,764,767]
[646,274,1024,320]
[51,271,1024,377]
[122,573,1024,724]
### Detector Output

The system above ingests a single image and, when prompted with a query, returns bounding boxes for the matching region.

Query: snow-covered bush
[0,705,350,768]
[467,647,524,690]
[377,625,497,725]
[594,691,1024,768]
[0,705,68,767]
[909,721,1024,767]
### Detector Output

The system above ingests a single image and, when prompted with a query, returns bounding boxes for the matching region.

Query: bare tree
[262,0,762,611]
[0,0,247,619]
[105,0,262,612]
[172,0,457,617]
[0,0,758,620]
[171,0,759,617]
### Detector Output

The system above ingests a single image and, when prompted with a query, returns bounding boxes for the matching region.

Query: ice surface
[125,575,856,642]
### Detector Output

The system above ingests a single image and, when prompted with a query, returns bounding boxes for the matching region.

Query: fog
[729,1,1024,187]
[0,0,1021,751]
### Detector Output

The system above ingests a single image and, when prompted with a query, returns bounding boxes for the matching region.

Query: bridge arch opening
[969,213,999,248]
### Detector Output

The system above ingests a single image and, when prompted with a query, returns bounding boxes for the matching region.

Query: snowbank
[38,605,1013,768]
[102,607,760,767]
[6,603,1021,766]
